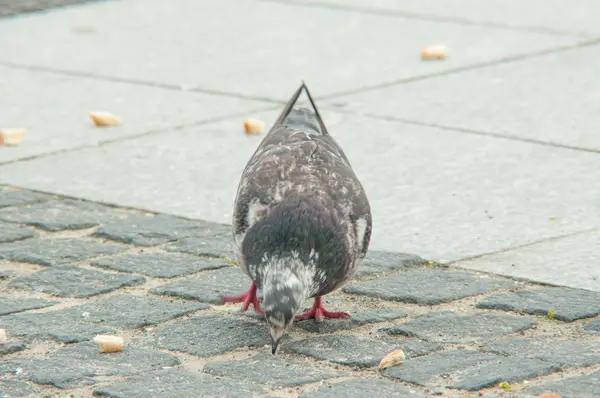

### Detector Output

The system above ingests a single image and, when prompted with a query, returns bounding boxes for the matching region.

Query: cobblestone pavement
[0,186,599,398]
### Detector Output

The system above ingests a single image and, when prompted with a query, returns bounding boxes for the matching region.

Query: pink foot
[221,282,264,314]
[295,297,350,322]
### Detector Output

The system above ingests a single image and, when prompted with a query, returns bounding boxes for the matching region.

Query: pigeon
[221,82,372,354]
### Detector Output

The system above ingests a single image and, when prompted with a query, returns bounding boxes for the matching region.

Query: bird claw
[221,282,264,315]
[295,297,350,322]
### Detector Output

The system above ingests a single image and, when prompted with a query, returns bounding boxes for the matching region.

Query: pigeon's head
[261,259,312,354]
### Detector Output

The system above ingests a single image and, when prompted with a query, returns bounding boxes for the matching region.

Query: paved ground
[0,0,599,291]
[0,188,599,397]
[1,0,600,397]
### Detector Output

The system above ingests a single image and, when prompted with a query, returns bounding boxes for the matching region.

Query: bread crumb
[243,119,264,135]
[0,128,26,146]
[378,348,405,369]
[93,335,125,353]
[90,111,121,127]
[421,44,448,60]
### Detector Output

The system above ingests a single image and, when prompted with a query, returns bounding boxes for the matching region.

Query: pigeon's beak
[269,327,285,355]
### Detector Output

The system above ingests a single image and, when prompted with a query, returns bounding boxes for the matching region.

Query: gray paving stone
[355,250,426,278]
[483,337,600,367]
[284,334,440,367]
[584,318,600,332]
[204,352,345,387]
[0,342,27,357]
[384,311,536,344]
[0,296,58,315]
[476,287,600,322]
[5,341,179,389]
[93,368,267,398]
[0,294,206,343]
[0,379,40,398]
[154,315,270,357]
[165,235,234,259]
[336,44,600,152]
[6,108,600,289]
[91,252,230,278]
[0,237,128,266]
[0,223,37,244]
[94,213,230,247]
[0,0,574,100]
[295,308,407,333]
[383,349,559,391]
[344,268,517,305]
[0,187,52,208]
[0,65,266,164]
[307,0,600,36]
[0,199,115,231]
[524,370,600,398]
[151,266,250,304]
[300,379,429,398]
[458,230,600,293]
[8,265,146,297]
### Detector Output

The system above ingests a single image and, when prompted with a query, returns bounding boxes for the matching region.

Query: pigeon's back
[232,83,372,294]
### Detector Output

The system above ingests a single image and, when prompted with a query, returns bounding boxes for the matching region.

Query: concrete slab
[457,229,600,292]
[0,0,577,100]
[0,66,267,163]
[2,109,599,275]
[291,0,600,37]
[331,44,600,152]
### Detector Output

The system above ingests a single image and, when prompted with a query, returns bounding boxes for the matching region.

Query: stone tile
[0,0,574,100]
[0,199,116,231]
[5,109,599,289]
[91,252,230,278]
[300,379,429,398]
[0,294,206,343]
[165,235,234,259]
[154,315,270,357]
[382,349,558,391]
[0,342,27,357]
[0,237,128,266]
[585,318,600,332]
[5,341,179,389]
[336,43,600,151]
[354,250,425,278]
[483,337,600,367]
[151,267,250,304]
[0,379,40,397]
[476,287,600,322]
[94,213,230,247]
[295,308,407,333]
[284,334,440,367]
[524,370,600,398]
[0,311,113,344]
[93,368,267,398]
[0,187,52,208]
[204,352,345,387]
[459,230,600,292]
[384,311,536,344]
[344,268,517,305]
[0,65,265,163]
[8,265,146,297]
[0,223,37,244]
[0,296,59,316]
[305,0,600,36]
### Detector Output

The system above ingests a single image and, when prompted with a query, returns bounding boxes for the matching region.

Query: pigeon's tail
[275,82,329,135]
